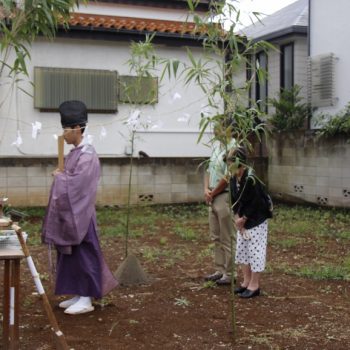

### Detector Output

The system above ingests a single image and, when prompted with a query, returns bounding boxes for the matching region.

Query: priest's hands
[52,168,62,176]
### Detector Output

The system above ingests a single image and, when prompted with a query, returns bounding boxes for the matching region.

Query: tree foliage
[161,0,273,151]
[0,0,77,78]
[268,85,310,131]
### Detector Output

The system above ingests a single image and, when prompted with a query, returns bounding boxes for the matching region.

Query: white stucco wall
[0,37,220,158]
[310,0,350,116]
[76,2,202,22]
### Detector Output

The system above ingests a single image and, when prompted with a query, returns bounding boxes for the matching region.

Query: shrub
[268,85,310,131]
[316,102,350,139]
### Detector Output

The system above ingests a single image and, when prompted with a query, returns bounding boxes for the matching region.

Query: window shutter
[34,67,118,112]
[308,53,336,108]
[118,75,158,104]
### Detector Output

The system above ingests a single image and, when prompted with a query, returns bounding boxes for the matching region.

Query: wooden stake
[12,225,69,350]
[58,135,64,171]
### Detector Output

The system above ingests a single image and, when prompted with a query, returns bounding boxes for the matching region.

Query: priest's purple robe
[42,143,117,298]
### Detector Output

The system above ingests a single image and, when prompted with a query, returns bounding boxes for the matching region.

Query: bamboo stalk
[12,225,69,350]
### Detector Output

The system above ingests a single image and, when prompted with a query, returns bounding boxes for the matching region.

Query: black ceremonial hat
[59,100,88,127]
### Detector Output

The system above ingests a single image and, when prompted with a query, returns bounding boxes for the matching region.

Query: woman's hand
[235,216,247,231]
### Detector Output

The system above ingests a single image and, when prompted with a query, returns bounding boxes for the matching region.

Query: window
[118,75,158,104]
[281,43,294,91]
[255,51,268,112]
[34,67,118,112]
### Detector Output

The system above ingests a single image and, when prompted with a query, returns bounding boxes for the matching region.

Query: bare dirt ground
[1,204,350,350]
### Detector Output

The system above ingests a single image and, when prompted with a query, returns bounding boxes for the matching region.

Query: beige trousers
[209,192,234,276]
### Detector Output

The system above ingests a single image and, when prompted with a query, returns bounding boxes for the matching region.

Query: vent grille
[34,67,118,112]
[118,75,158,104]
[308,53,336,108]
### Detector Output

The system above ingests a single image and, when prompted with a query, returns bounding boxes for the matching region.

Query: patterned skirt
[235,220,268,272]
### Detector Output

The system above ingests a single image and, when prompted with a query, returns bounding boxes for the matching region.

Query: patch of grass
[140,245,188,266]
[141,246,163,261]
[197,244,213,260]
[270,237,299,249]
[265,261,294,274]
[7,203,350,289]
[202,280,217,289]
[336,230,350,240]
[22,295,35,307]
[296,265,346,280]
[174,297,190,307]
[100,226,125,237]
[172,224,198,241]
[271,204,350,238]
[294,259,350,280]
[156,203,207,221]
[159,237,167,245]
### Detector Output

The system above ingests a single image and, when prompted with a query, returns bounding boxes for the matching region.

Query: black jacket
[230,169,271,229]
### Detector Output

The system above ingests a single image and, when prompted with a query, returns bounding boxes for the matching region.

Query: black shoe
[216,276,231,286]
[204,272,223,282]
[234,286,247,294]
[239,288,260,299]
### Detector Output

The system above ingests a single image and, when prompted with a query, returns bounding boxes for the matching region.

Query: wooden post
[3,260,10,350]
[9,259,20,350]
[58,135,64,171]
[1,254,22,350]
[12,225,69,350]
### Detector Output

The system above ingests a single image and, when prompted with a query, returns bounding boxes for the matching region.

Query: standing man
[42,100,118,315]
[204,124,235,285]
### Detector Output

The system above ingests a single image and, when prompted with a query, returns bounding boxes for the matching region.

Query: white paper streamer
[11,130,23,147]
[86,134,94,144]
[100,126,107,139]
[172,92,182,101]
[168,92,182,105]
[256,59,260,69]
[26,256,45,295]
[150,120,164,129]
[177,113,191,123]
[10,287,15,325]
[31,121,42,139]
[127,109,141,129]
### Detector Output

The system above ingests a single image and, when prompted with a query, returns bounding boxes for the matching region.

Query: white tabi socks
[64,296,94,315]
[59,296,80,309]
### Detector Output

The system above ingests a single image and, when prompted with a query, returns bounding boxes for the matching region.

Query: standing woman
[226,147,272,299]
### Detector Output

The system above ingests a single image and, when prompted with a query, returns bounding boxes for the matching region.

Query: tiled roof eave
[250,25,307,43]
[66,13,205,36]
[58,24,205,41]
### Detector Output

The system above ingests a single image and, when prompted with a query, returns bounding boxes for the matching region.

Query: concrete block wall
[0,158,205,207]
[268,131,350,207]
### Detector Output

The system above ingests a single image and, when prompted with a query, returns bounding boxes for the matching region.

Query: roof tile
[68,12,200,35]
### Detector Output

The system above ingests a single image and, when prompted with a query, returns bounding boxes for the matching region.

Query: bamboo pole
[12,225,69,350]
[58,135,64,171]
